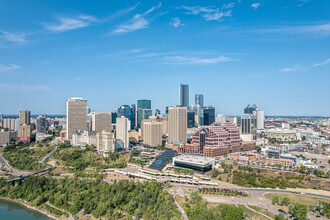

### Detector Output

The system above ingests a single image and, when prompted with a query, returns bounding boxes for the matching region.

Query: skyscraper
[116,105,135,130]
[168,106,187,144]
[137,99,151,109]
[241,115,257,140]
[179,83,189,107]
[187,110,196,128]
[200,106,215,126]
[66,97,87,140]
[91,112,112,132]
[19,110,30,125]
[116,116,130,149]
[253,108,265,130]
[143,121,162,147]
[137,108,152,129]
[195,94,204,107]
[244,104,257,115]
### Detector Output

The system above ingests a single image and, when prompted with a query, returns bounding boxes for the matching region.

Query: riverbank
[0,197,58,220]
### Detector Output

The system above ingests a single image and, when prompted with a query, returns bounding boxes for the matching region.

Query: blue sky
[0,0,329,116]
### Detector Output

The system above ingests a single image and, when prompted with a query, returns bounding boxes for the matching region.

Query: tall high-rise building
[66,97,87,140]
[195,94,204,108]
[189,104,201,125]
[155,109,161,116]
[116,105,135,130]
[168,106,187,144]
[179,83,189,107]
[187,110,196,128]
[241,115,257,140]
[137,99,151,109]
[143,121,162,147]
[19,110,30,125]
[244,104,257,115]
[201,106,215,126]
[253,108,264,130]
[116,116,130,149]
[91,112,112,132]
[36,115,48,134]
[137,108,152,129]
[2,118,16,131]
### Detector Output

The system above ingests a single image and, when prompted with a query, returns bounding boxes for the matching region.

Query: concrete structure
[241,115,257,140]
[192,122,242,156]
[143,121,162,147]
[71,130,97,146]
[17,124,31,142]
[179,83,189,107]
[91,112,112,132]
[265,129,300,142]
[0,130,15,146]
[66,97,87,140]
[168,106,187,144]
[116,116,130,149]
[19,110,30,125]
[195,94,204,107]
[173,154,215,173]
[253,108,264,130]
[96,131,115,152]
[141,115,168,138]
[2,118,16,131]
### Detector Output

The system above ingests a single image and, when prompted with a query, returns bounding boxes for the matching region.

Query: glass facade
[137,108,152,129]
[137,99,151,109]
[201,106,215,126]
[195,94,204,107]
[179,83,189,107]
[187,110,195,128]
[116,105,135,130]
[174,161,212,173]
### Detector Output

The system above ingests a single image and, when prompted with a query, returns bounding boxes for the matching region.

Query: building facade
[116,116,130,149]
[168,106,187,144]
[179,83,189,107]
[201,106,215,126]
[195,94,204,107]
[143,121,162,147]
[66,97,87,140]
[91,112,112,132]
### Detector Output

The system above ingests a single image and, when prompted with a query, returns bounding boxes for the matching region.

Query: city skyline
[1,0,329,116]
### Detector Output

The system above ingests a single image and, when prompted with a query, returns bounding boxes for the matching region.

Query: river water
[0,199,50,219]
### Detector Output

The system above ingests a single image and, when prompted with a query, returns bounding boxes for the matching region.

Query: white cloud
[45,15,98,32]
[222,2,235,9]
[130,49,142,53]
[112,3,162,34]
[0,64,20,72]
[313,58,330,67]
[170,17,184,28]
[139,53,157,58]
[0,31,28,44]
[0,83,53,91]
[164,55,235,64]
[179,6,232,21]
[279,65,304,72]
[251,3,261,10]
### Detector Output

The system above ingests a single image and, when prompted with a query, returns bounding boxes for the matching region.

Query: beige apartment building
[143,121,162,147]
[2,118,16,131]
[90,112,112,132]
[66,97,87,140]
[168,106,187,144]
[116,116,130,149]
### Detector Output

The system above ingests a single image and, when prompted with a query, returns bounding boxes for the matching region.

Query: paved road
[0,153,28,175]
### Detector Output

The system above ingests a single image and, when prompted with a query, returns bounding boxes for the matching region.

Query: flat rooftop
[173,154,215,166]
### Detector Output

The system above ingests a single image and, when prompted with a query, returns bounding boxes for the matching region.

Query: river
[0,199,51,219]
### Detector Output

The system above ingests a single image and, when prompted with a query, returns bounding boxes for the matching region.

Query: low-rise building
[173,154,215,173]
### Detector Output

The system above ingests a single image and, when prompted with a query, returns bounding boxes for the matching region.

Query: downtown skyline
[0,0,329,116]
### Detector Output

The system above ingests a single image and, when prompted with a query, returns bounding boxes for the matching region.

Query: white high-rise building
[168,106,187,144]
[116,116,130,149]
[253,108,265,130]
[66,97,87,140]
[215,114,225,123]
[143,121,162,147]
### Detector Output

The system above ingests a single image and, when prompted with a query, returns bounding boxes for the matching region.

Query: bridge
[7,145,58,183]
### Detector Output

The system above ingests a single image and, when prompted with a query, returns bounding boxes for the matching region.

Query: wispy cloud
[0,64,20,72]
[313,58,330,67]
[45,15,99,32]
[279,65,305,72]
[139,52,157,58]
[0,83,53,91]
[179,6,232,21]
[251,3,261,10]
[170,17,184,28]
[245,73,266,78]
[0,31,28,44]
[112,3,162,34]
[164,55,236,64]
[222,2,235,9]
